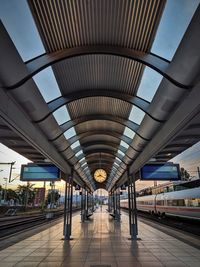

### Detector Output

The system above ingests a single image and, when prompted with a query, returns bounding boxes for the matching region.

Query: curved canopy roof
[0,0,200,192]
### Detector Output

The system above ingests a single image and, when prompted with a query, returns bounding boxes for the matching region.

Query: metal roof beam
[128,82,200,179]
[0,22,74,178]
[4,45,191,90]
[60,130,141,153]
[75,157,125,171]
[76,150,127,165]
[115,5,200,189]
[70,143,132,160]
[34,90,163,123]
[47,114,149,142]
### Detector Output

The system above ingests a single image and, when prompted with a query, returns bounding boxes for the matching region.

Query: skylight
[110,171,115,177]
[83,166,89,171]
[124,127,135,139]
[129,106,145,125]
[136,67,163,102]
[75,150,83,157]
[118,150,125,157]
[120,140,129,150]
[34,67,62,102]
[81,162,87,167]
[53,106,71,125]
[116,157,122,163]
[0,0,45,61]
[71,141,80,150]
[64,127,77,139]
[151,0,200,60]
[114,162,119,167]
[79,157,86,163]
[85,169,90,175]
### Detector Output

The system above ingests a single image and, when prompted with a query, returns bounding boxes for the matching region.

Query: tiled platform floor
[0,207,199,267]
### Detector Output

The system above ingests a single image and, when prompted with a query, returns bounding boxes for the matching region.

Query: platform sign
[20,163,61,181]
[140,162,181,181]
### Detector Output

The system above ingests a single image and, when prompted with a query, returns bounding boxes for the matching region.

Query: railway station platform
[0,207,199,267]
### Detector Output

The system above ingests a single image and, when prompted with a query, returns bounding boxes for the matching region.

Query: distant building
[34,188,45,206]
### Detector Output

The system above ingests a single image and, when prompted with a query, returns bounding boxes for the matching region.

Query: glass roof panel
[116,157,122,163]
[136,67,162,102]
[71,141,80,150]
[81,162,87,167]
[34,67,62,102]
[53,106,71,125]
[151,0,200,60]
[120,140,129,149]
[0,0,45,61]
[124,127,135,139]
[114,162,120,167]
[64,127,77,139]
[79,157,86,163]
[129,106,145,125]
[75,150,82,157]
[118,150,125,157]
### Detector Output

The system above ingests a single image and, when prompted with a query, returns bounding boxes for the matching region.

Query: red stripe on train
[137,204,200,212]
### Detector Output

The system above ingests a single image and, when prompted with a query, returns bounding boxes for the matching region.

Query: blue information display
[140,163,181,181]
[20,164,61,181]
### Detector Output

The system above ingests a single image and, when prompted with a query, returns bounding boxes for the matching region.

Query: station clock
[94,168,107,183]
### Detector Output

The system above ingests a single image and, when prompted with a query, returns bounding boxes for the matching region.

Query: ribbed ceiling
[29,0,166,189]
[52,55,143,96]
[29,0,164,52]
[67,97,130,119]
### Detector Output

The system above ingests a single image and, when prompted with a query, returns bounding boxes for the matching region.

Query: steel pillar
[113,191,117,218]
[112,192,115,214]
[128,170,138,240]
[63,169,74,240]
[91,194,95,212]
[86,192,93,217]
[115,187,121,222]
[108,193,112,212]
[81,187,87,222]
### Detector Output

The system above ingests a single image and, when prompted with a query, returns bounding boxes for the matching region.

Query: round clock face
[94,168,107,183]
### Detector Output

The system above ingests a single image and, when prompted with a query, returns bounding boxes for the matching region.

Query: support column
[63,169,74,240]
[108,193,111,212]
[128,169,138,240]
[112,192,115,214]
[81,186,87,222]
[86,190,89,218]
[91,193,93,213]
[87,192,93,217]
[115,187,121,222]
[113,190,117,219]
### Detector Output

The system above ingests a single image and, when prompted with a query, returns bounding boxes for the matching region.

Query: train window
[167,199,186,206]
[185,198,200,207]
[156,200,164,205]
[177,199,185,206]
[172,200,178,206]
[167,200,173,206]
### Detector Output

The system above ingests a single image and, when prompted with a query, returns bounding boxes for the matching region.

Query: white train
[120,187,200,220]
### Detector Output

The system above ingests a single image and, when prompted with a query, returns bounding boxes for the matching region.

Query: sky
[0,143,30,186]
[0,0,200,193]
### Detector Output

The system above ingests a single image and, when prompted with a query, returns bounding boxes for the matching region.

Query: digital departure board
[140,163,181,181]
[20,163,61,181]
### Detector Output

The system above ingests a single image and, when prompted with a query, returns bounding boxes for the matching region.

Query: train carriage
[155,188,200,219]
[120,187,200,220]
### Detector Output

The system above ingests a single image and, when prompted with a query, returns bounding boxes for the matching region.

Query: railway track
[0,208,79,239]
